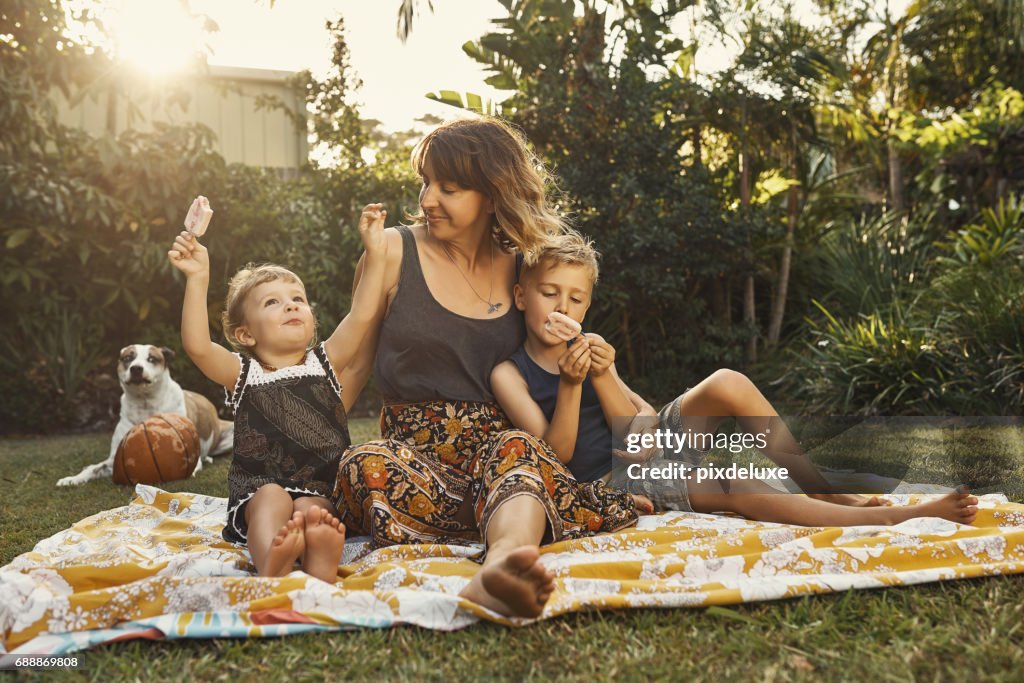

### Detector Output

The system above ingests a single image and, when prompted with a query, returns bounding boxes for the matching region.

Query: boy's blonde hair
[522,230,600,284]
[409,116,567,265]
[221,263,310,354]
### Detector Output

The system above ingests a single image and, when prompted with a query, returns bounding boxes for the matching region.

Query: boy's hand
[585,333,616,377]
[558,337,592,385]
[168,231,210,279]
[358,203,388,255]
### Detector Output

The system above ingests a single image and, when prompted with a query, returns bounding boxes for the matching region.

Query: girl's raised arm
[168,231,240,391]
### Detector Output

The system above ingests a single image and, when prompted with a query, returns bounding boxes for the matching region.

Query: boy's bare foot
[262,511,305,577]
[301,506,345,584]
[459,546,555,618]
[893,487,978,525]
[808,492,893,507]
[632,494,654,515]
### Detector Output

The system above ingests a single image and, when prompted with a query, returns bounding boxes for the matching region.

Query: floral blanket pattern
[2,486,1023,656]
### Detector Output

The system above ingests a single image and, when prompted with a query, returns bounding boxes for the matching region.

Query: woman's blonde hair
[221,263,311,354]
[409,117,567,264]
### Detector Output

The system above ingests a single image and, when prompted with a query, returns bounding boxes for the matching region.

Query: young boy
[490,232,681,512]
[491,232,979,526]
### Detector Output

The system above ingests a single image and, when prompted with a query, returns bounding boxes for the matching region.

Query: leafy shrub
[788,195,1024,415]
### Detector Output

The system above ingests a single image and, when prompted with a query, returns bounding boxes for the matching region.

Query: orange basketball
[113,413,200,485]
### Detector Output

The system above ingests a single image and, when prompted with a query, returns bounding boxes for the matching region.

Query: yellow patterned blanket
[2,486,1023,655]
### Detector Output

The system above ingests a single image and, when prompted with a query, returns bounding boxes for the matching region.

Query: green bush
[787,196,1024,415]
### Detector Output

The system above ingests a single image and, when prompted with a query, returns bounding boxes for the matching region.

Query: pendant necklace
[441,238,502,314]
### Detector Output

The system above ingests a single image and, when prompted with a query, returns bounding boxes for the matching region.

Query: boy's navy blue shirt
[509,346,613,482]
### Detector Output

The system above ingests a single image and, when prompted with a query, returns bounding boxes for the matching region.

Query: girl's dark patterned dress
[222,343,351,544]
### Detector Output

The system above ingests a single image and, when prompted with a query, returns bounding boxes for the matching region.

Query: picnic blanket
[2,485,1023,656]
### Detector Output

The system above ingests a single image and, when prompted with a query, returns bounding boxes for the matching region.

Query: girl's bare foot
[632,494,654,514]
[459,546,555,618]
[301,506,345,584]
[261,511,305,576]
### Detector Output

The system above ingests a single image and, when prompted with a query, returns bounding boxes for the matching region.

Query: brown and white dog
[57,344,233,486]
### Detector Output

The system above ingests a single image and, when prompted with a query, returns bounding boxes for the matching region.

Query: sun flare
[106,0,206,76]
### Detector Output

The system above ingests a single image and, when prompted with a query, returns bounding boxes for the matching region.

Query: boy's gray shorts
[607,393,708,512]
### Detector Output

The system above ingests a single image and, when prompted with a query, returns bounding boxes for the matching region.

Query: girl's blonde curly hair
[221,263,313,355]
[408,116,567,264]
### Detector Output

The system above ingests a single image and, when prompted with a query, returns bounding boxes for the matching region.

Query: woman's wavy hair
[408,116,567,264]
[220,263,315,355]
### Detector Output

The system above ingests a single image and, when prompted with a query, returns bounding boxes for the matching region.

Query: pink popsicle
[184,196,214,237]
[545,311,582,342]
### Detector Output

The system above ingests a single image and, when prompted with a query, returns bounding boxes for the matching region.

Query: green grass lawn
[2,419,1023,682]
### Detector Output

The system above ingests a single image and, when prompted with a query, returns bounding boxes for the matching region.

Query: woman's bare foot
[632,494,654,515]
[301,506,346,584]
[891,487,979,525]
[808,492,893,507]
[459,546,554,618]
[261,511,305,577]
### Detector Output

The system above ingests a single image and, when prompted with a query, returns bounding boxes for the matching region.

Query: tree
[440,0,755,395]
[731,9,837,347]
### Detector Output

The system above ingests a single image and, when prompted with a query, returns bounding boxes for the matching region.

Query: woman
[334,118,643,618]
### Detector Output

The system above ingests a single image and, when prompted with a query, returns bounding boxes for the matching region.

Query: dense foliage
[439,0,1024,413]
[2,0,1022,431]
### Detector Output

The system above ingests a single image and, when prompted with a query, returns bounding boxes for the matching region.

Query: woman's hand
[558,337,592,385]
[359,203,388,255]
[168,231,209,280]
[585,333,616,377]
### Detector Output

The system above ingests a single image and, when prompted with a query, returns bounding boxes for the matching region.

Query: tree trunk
[768,147,799,347]
[744,274,757,363]
[740,145,757,363]
[621,307,637,377]
[887,137,905,214]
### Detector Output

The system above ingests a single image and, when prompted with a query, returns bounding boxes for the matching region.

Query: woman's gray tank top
[373,225,525,403]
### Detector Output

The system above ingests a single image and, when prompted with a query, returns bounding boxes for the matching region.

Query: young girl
[167,203,387,583]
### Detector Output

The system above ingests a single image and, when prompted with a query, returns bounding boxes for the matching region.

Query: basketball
[113,413,200,485]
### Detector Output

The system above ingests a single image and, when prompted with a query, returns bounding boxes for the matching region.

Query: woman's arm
[167,231,240,391]
[335,226,402,414]
[324,205,388,371]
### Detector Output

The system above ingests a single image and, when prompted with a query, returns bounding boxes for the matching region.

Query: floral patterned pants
[332,400,638,548]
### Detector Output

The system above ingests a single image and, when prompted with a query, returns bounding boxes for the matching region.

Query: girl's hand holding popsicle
[169,196,213,279]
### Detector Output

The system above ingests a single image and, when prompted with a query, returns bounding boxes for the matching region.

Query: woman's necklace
[441,238,503,314]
